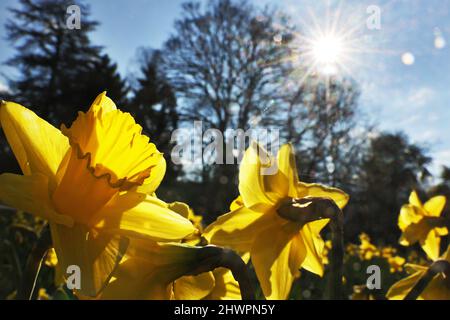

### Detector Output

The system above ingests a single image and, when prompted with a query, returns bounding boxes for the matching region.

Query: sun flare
[311,34,345,66]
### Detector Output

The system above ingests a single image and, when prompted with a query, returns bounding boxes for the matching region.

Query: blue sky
[0,0,449,176]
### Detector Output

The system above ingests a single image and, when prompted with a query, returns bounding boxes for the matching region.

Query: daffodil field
[0,93,448,300]
[0,0,449,304]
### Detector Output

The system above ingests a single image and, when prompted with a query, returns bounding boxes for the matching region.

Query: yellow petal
[424,195,446,217]
[0,173,72,226]
[99,258,174,300]
[386,270,424,300]
[94,192,196,242]
[300,219,330,276]
[277,144,299,197]
[409,190,423,208]
[205,268,242,300]
[50,222,128,297]
[263,144,298,199]
[398,204,423,232]
[0,101,69,180]
[239,142,278,208]
[203,206,276,253]
[229,195,244,211]
[101,241,205,300]
[421,229,440,261]
[296,182,349,209]
[251,221,301,300]
[289,232,307,278]
[174,272,215,300]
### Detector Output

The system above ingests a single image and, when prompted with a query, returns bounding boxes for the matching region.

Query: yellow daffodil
[398,191,448,260]
[44,248,58,268]
[0,93,195,297]
[381,246,405,273]
[386,245,450,300]
[358,233,380,260]
[204,142,349,299]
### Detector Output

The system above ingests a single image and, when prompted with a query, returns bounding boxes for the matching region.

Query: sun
[311,34,344,65]
[299,29,352,76]
[283,3,372,81]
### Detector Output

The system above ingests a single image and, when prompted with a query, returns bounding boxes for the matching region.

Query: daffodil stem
[328,210,344,300]
[189,246,255,300]
[404,260,450,300]
[16,226,52,300]
[277,197,344,299]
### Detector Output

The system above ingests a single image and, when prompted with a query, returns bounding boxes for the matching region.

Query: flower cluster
[0,94,348,300]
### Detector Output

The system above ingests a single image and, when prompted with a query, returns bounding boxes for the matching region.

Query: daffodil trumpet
[277,197,344,299]
[17,226,52,300]
[404,259,450,300]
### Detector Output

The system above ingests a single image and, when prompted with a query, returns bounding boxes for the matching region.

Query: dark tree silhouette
[346,132,431,243]
[4,0,127,127]
[126,49,181,185]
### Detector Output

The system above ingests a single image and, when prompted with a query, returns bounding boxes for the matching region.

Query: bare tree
[161,0,295,216]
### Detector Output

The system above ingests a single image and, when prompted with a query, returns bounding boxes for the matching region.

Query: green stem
[16,226,52,300]
[404,260,450,300]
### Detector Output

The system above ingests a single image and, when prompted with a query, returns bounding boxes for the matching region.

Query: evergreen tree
[347,133,431,244]
[4,0,127,127]
[127,49,180,184]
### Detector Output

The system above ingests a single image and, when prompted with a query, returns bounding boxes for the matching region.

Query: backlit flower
[204,142,349,299]
[398,191,448,260]
[0,93,195,296]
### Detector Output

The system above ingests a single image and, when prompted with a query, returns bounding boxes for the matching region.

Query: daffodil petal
[239,142,277,208]
[94,192,196,242]
[203,206,276,253]
[0,173,72,226]
[251,221,300,300]
[296,182,349,209]
[205,268,242,300]
[174,272,215,300]
[409,190,423,208]
[421,229,440,261]
[101,241,205,300]
[300,219,330,276]
[0,101,69,180]
[99,258,174,300]
[386,270,424,300]
[263,144,295,199]
[229,196,244,211]
[50,222,128,297]
[424,195,446,217]
[289,232,307,278]
[398,204,422,232]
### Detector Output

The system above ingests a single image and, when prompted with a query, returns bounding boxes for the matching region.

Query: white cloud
[406,87,435,108]
[0,81,9,93]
